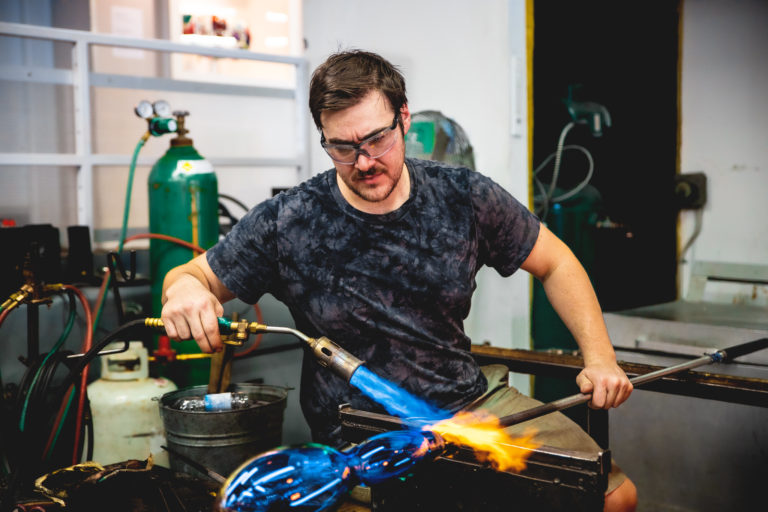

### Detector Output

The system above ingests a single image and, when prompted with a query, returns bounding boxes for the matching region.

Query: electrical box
[674,172,707,209]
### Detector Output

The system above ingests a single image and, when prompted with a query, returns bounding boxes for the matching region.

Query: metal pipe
[498,338,768,428]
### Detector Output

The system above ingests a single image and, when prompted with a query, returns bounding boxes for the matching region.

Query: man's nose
[356,151,376,171]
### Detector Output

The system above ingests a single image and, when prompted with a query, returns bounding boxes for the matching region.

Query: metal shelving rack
[0,21,310,237]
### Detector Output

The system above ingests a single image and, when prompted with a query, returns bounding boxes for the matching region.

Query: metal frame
[0,21,310,234]
[471,345,768,408]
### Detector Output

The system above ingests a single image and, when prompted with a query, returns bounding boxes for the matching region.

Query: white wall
[679,0,768,305]
[303,0,533,393]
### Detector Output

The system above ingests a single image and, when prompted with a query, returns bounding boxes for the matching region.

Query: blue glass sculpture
[218,430,445,512]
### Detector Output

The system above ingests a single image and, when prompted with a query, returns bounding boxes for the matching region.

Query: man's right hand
[160,253,235,353]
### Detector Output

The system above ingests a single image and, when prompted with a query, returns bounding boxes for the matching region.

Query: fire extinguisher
[148,109,219,387]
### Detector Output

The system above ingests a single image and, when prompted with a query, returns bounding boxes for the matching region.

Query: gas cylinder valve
[134,99,178,136]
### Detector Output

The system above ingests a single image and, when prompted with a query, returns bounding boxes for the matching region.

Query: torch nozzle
[306,336,364,382]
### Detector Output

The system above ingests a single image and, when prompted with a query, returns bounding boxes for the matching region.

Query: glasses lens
[325,145,356,163]
[360,128,397,159]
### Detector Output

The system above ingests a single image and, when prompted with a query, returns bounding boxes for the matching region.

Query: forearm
[539,259,616,366]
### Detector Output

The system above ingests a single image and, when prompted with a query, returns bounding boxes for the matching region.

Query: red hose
[63,284,93,464]
[0,307,11,328]
[123,232,205,254]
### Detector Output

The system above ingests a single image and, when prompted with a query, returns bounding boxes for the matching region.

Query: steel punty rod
[497,337,768,428]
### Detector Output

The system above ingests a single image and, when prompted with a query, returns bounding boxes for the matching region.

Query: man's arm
[521,224,633,409]
[161,252,236,353]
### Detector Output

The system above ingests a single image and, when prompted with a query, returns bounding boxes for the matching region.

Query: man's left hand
[576,362,633,409]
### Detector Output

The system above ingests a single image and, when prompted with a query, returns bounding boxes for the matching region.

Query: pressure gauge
[153,100,172,118]
[134,100,154,119]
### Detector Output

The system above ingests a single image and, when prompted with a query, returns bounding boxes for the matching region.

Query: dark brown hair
[309,50,407,129]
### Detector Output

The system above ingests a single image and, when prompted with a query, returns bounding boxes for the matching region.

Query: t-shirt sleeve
[469,173,540,276]
[206,199,279,304]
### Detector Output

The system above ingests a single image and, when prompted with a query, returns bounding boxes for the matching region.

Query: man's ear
[400,103,412,135]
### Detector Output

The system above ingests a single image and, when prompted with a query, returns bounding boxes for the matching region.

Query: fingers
[576,366,634,409]
[161,296,223,353]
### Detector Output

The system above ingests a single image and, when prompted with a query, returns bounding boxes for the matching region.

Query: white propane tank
[88,341,177,467]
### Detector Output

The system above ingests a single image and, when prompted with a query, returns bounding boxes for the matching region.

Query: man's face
[320,91,411,213]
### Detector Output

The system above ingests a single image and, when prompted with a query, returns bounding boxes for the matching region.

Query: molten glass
[217,430,445,512]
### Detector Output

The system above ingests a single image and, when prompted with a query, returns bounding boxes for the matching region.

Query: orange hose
[63,284,93,464]
[92,268,111,316]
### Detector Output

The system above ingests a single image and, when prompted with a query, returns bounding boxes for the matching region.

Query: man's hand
[162,274,224,352]
[576,360,633,409]
[160,253,235,353]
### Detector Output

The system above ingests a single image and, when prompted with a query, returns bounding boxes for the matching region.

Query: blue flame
[349,365,450,423]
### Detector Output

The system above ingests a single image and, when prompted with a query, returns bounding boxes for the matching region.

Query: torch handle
[497,337,768,428]
[719,337,768,362]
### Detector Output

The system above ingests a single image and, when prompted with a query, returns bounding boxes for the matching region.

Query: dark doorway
[532,0,680,313]
[530,0,681,403]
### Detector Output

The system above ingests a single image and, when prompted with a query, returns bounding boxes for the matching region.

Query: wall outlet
[674,172,707,209]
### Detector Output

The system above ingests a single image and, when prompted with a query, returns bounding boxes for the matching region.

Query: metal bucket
[159,383,288,479]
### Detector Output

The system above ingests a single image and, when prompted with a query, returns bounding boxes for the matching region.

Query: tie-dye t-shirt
[207,158,540,445]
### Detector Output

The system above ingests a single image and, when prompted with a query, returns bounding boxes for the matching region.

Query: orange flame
[426,411,539,472]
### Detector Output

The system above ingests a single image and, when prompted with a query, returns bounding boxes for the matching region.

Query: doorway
[530,0,681,400]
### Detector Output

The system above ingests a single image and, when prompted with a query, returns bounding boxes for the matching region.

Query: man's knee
[604,477,637,512]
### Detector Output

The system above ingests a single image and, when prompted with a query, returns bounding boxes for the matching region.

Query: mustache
[356,167,380,178]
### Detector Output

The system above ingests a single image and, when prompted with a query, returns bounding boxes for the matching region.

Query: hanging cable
[42,384,76,463]
[218,193,250,214]
[18,291,77,433]
[62,284,93,465]
[534,144,594,219]
[91,133,149,334]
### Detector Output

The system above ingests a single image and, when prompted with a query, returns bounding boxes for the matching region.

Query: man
[161,50,637,511]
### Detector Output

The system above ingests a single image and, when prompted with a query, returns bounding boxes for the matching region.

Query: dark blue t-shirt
[207,158,540,445]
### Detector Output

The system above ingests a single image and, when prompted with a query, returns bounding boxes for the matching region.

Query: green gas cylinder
[148,111,218,387]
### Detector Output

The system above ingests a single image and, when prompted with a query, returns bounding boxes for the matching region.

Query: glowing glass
[321,114,400,165]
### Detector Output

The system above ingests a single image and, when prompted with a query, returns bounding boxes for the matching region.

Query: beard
[340,164,403,203]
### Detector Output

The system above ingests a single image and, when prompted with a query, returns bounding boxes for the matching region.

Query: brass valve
[143,316,269,347]
[1,284,34,312]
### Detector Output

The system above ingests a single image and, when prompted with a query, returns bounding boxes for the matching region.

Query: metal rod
[498,338,768,428]
[161,445,226,485]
